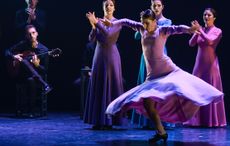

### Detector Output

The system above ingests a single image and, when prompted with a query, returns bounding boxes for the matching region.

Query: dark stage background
[0,0,229,120]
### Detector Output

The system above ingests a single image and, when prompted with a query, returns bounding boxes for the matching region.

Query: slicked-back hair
[140,9,156,21]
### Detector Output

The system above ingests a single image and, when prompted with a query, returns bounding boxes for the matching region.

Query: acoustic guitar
[7,48,62,78]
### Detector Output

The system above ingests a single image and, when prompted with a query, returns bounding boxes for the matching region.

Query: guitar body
[6,51,35,78]
[6,48,62,79]
[6,59,21,79]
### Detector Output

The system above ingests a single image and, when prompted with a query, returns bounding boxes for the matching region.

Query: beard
[31,40,38,48]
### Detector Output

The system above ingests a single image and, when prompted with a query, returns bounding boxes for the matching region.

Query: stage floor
[0,112,229,146]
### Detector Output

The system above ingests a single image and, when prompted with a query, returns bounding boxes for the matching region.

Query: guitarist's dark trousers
[18,59,48,88]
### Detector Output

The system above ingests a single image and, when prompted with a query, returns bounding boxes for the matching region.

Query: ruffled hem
[106,69,223,123]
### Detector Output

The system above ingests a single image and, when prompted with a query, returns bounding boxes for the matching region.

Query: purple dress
[184,26,226,127]
[106,19,223,123]
[83,18,124,126]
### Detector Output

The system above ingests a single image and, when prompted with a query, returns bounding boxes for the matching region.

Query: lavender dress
[184,26,226,127]
[106,19,223,123]
[83,18,124,126]
[131,18,173,127]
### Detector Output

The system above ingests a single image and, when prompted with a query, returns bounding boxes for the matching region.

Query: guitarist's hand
[13,54,23,62]
[31,55,40,67]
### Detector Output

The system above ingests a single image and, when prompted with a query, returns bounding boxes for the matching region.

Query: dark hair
[140,9,156,21]
[103,0,115,6]
[151,0,164,4]
[24,24,36,33]
[205,8,217,18]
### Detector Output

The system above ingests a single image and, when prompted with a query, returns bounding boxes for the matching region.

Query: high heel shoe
[148,133,168,143]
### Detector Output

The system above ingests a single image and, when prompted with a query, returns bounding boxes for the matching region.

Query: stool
[16,78,47,118]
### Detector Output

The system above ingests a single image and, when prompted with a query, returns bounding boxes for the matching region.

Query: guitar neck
[25,48,61,60]
[24,51,50,60]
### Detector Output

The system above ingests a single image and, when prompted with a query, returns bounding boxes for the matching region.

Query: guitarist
[5,24,52,96]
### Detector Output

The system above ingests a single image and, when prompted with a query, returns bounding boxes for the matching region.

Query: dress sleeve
[112,18,144,32]
[88,28,97,42]
[199,28,222,45]
[95,21,109,36]
[134,31,141,40]
[162,19,172,26]
[160,25,191,36]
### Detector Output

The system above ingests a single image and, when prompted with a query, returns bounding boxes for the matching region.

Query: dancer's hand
[26,8,36,23]
[190,20,201,34]
[86,12,98,28]
[100,18,112,27]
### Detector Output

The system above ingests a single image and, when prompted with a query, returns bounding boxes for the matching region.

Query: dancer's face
[141,18,157,33]
[151,0,164,17]
[103,0,115,16]
[203,9,215,26]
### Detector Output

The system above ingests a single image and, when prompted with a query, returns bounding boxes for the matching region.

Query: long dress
[106,19,223,123]
[131,18,174,128]
[83,18,124,126]
[184,26,226,127]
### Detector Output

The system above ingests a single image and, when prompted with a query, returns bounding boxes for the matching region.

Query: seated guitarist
[5,24,52,96]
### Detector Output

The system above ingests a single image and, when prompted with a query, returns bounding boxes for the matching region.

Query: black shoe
[148,133,168,144]
[43,85,52,95]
